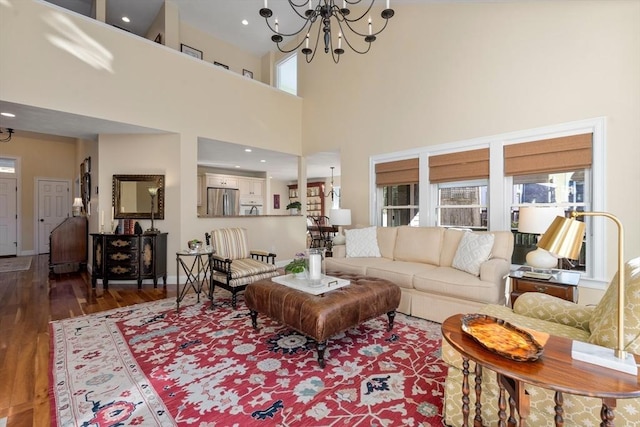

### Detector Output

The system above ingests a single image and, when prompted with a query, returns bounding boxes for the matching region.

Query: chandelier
[326,166,340,201]
[259,0,394,63]
[0,128,14,143]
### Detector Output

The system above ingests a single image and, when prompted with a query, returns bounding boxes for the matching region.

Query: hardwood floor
[0,255,176,427]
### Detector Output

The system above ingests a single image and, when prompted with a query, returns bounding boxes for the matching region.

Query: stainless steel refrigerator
[207,187,239,216]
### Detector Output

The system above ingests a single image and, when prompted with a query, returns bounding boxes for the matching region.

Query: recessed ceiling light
[245,148,252,152]
[260,159,266,163]
[242,19,249,26]
[122,16,130,23]
[1,112,15,118]
[235,165,241,168]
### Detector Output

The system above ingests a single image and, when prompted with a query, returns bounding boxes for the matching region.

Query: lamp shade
[72,197,83,207]
[329,208,352,226]
[518,206,566,234]
[537,216,586,259]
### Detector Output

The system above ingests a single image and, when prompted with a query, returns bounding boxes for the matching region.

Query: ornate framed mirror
[112,174,165,219]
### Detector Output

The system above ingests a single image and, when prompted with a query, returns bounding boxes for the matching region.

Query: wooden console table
[442,314,640,427]
[91,233,167,289]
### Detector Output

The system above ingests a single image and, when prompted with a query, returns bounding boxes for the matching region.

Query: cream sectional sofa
[442,257,640,426]
[325,226,514,323]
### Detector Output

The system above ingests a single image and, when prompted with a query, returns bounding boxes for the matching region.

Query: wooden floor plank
[0,254,175,427]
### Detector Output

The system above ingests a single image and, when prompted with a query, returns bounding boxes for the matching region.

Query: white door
[38,179,69,254]
[0,178,17,256]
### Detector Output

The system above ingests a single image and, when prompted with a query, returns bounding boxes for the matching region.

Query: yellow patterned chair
[442,256,640,426]
[205,228,279,308]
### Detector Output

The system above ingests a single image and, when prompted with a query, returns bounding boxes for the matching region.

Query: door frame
[0,156,22,255]
[35,177,71,255]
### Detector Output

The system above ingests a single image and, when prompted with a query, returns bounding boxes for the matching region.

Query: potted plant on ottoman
[285,252,307,278]
[286,201,302,215]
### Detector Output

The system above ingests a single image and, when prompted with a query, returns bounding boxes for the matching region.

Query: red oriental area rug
[50,294,447,426]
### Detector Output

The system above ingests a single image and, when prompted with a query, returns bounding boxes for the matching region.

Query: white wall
[298,1,640,287]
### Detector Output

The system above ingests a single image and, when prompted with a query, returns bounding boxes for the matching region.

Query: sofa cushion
[451,232,494,276]
[366,261,437,290]
[393,226,443,264]
[376,227,398,259]
[325,257,393,276]
[413,267,503,304]
[588,257,640,353]
[345,226,381,258]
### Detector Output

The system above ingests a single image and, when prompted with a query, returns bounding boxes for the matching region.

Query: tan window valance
[504,133,592,176]
[375,158,419,186]
[428,148,489,183]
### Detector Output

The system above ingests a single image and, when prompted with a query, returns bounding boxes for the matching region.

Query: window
[375,158,419,226]
[380,183,419,227]
[436,180,488,230]
[276,54,297,95]
[371,119,604,285]
[0,158,16,174]
[511,170,588,270]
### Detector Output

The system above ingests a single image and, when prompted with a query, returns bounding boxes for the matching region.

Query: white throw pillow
[345,226,381,258]
[451,232,495,276]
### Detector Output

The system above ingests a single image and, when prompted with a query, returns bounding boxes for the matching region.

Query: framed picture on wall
[243,69,253,79]
[181,44,203,59]
[214,61,229,70]
[274,194,280,209]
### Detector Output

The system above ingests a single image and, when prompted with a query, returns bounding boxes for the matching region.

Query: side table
[442,314,640,427]
[509,266,580,306]
[176,249,214,311]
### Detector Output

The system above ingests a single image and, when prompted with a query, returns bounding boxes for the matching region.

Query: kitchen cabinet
[205,174,239,189]
[239,177,264,198]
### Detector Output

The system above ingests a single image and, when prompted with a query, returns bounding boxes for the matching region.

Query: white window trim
[370,117,606,289]
[275,53,297,96]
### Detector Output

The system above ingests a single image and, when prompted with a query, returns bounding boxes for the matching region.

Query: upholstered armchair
[442,257,640,426]
[205,228,279,308]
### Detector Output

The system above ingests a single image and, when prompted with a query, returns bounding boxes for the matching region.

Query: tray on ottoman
[245,273,401,368]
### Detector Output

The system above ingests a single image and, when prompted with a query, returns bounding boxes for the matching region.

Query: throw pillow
[345,226,381,258]
[451,232,495,276]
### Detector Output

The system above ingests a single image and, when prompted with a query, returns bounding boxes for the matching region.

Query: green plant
[286,201,302,210]
[284,253,306,274]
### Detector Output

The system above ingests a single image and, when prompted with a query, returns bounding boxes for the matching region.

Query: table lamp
[72,197,83,216]
[517,206,566,269]
[329,208,351,245]
[538,211,635,373]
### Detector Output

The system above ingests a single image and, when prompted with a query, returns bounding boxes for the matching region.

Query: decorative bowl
[187,240,202,251]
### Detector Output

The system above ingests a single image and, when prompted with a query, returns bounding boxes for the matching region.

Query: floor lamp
[538,211,635,374]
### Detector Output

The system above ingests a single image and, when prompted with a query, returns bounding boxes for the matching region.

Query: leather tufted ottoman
[245,273,401,368]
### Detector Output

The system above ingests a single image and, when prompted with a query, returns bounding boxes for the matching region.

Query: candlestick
[309,253,321,280]
[368,16,372,35]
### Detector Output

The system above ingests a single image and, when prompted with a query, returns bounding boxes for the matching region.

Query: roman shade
[504,133,592,176]
[375,158,419,186]
[428,148,489,183]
